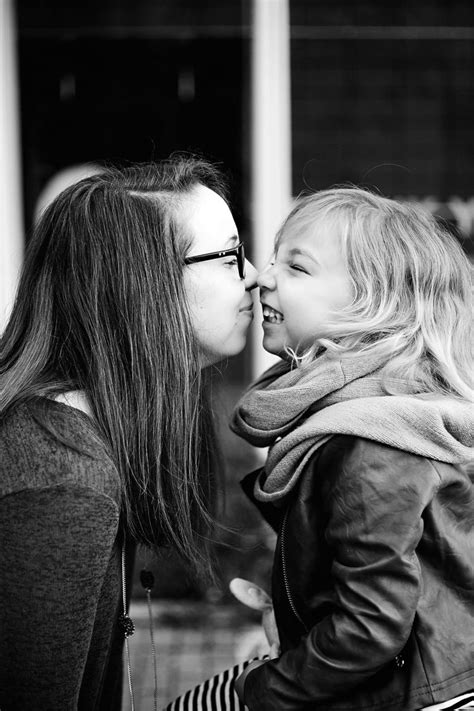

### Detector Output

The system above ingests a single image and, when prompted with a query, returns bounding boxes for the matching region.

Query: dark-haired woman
[0,157,257,710]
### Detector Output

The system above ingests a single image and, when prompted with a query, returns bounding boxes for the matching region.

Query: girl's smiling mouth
[262,304,284,324]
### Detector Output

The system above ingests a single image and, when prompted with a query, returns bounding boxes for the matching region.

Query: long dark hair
[0,156,229,578]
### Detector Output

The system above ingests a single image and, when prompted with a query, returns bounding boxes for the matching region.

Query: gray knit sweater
[0,398,128,710]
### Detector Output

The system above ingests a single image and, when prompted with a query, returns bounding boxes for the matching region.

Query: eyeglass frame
[184,241,246,279]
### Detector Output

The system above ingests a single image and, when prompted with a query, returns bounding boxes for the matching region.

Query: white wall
[0,0,24,332]
[251,0,292,377]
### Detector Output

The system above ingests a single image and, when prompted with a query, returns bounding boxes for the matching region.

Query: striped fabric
[163,660,250,711]
[421,692,474,710]
[164,666,474,711]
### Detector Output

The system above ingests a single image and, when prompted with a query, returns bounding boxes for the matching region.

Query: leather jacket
[241,435,474,710]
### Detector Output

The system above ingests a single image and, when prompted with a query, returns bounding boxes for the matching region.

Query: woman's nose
[244,259,258,290]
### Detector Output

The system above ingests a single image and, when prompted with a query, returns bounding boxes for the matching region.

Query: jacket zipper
[280,508,309,633]
[281,509,406,671]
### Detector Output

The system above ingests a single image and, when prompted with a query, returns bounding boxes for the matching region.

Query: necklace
[118,539,158,711]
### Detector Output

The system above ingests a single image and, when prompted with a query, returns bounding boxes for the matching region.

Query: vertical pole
[251,0,292,376]
[0,0,24,331]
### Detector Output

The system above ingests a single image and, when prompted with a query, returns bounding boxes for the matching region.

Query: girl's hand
[229,577,281,652]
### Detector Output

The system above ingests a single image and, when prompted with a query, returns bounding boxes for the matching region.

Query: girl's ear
[229,577,272,610]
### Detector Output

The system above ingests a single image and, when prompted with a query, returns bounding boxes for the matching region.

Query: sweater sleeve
[242,441,438,710]
[0,484,120,711]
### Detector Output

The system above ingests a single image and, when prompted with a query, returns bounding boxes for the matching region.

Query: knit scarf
[231,351,474,502]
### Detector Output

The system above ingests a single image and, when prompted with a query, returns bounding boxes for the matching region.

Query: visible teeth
[263,306,284,323]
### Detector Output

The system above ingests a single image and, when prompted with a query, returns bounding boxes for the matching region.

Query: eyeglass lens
[238,243,246,279]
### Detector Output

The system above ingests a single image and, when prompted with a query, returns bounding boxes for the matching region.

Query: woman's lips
[239,302,254,312]
[239,301,254,320]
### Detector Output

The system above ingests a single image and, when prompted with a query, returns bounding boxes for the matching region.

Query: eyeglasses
[184,241,246,279]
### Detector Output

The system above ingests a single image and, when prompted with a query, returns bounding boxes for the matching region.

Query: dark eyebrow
[225,235,239,248]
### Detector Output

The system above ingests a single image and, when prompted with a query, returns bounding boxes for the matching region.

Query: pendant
[118,612,135,637]
[140,569,155,591]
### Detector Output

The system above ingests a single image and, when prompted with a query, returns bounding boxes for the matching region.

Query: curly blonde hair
[277,187,473,401]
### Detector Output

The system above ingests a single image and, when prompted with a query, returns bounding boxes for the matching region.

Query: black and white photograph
[1,1,473,709]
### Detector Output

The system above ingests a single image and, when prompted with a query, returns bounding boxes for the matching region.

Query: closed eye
[289,263,308,273]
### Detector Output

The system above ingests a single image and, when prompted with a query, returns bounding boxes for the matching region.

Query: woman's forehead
[181,184,238,254]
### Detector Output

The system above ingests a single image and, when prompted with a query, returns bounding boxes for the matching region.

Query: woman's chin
[200,337,250,367]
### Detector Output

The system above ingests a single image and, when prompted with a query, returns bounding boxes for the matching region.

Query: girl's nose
[257,261,276,290]
[244,259,258,290]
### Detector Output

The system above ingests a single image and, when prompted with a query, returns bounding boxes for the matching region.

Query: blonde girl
[229,188,473,710]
